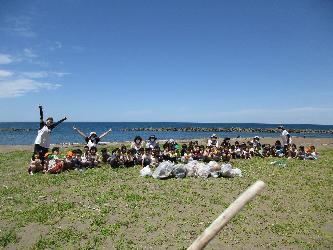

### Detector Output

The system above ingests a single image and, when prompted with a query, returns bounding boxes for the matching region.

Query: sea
[0,122,332,145]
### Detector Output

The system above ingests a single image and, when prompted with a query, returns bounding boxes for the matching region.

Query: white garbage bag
[220,163,242,178]
[196,163,210,178]
[152,161,174,179]
[184,160,198,177]
[172,164,186,178]
[208,161,220,172]
[140,165,152,177]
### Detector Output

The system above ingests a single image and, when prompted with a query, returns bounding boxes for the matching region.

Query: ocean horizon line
[0,121,333,126]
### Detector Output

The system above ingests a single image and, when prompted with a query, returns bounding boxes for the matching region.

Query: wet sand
[0,136,332,153]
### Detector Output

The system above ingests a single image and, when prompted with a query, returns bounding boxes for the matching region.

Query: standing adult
[278,125,291,153]
[32,105,67,164]
[73,126,112,149]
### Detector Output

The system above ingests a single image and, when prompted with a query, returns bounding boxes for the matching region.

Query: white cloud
[0,70,13,77]
[49,41,63,51]
[0,78,61,98]
[1,15,36,38]
[23,48,38,58]
[51,71,70,77]
[0,54,13,64]
[21,71,70,78]
[21,71,48,78]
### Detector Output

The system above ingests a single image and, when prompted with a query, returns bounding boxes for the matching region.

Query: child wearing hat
[73,126,112,149]
[146,135,159,149]
[207,134,219,147]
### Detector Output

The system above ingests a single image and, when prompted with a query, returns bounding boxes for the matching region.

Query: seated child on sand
[305,145,318,160]
[86,146,100,167]
[142,148,153,167]
[28,153,44,175]
[101,148,112,163]
[46,147,64,174]
[207,134,219,147]
[131,136,143,152]
[146,135,159,149]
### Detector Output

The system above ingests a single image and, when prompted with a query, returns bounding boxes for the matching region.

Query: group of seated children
[202,134,318,161]
[106,134,318,168]
[28,145,100,175]
[28,134,318,174]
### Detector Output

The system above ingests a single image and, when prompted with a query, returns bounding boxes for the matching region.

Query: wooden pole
[188,180,266,250]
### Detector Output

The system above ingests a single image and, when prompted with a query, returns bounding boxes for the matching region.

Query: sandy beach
[1,136,332,153]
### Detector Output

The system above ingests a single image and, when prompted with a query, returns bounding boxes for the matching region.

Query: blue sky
[0,0,332,124]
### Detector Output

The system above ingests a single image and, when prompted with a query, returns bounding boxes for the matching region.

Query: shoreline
[1,136,333,153]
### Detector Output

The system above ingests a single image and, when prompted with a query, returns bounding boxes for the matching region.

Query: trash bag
[196,163,211,178]
[208,161,220,172]
[184,160,198,177]
[152,161,174,179]
[172,164,186,179]
[210,171,220,178]
[269,160,287,167]
[140,165,152,177]
[220,163,242,178]
[232,168,242,177]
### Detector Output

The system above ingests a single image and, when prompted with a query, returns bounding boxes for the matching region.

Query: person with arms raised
[73,126,112,149]
[31,105,67,173]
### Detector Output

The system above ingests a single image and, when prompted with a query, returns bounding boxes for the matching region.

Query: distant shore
[121,126,333,134]
[1,136,333,153]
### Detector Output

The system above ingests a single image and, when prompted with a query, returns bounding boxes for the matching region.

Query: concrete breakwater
[0,128,37,132]
[120,127,333,134]
[1,127,332,134]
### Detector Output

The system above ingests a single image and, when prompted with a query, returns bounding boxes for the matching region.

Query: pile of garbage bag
[141,160,242,179]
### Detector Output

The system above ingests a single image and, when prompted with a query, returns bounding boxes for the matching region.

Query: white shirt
[87,140,97,149]
[34,125,51,148]
[207,139,219,147]
[146,141,158,149]
[281,130,291,146]
[131,142,142,151]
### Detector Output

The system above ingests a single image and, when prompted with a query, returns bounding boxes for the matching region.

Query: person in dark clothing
[101,148,112,163]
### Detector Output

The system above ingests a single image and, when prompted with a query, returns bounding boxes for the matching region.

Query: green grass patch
[0,148,332,249]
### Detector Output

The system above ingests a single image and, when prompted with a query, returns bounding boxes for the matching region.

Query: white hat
[89,132,97,137]
[211,134,217,138]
